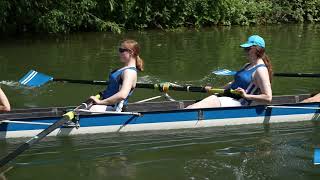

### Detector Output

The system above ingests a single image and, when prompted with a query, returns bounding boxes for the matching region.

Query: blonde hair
[121,39,144,71]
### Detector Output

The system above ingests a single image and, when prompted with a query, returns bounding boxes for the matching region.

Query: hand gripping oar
[213,69,320,78]
[0,95,99,169]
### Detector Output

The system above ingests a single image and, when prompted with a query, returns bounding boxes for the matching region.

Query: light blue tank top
[231,64,266,90]
[230,64,267,105]
[102,67,137,105]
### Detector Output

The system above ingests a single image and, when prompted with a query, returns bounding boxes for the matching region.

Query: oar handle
[75,94,101,110]
[154,83,241,97]
[169,85,206,93]
[150,83,207,93]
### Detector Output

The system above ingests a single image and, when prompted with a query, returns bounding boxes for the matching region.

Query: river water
[0,24,320,179]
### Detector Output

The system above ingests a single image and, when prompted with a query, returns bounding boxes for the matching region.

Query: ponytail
[255,46,273,83]
[262,54,272,82]
[136,55,144,71]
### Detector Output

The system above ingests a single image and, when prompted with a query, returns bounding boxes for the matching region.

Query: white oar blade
[18,70,53,87]
[212,69,237,76]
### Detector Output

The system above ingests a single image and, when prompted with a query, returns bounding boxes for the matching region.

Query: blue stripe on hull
[1,103,319,132]
[0,118,58,131]
[204,105,319,120]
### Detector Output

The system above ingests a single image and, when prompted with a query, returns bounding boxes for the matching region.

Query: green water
[0,24,320,179]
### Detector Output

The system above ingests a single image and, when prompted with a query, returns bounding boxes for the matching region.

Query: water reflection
[1,25,320,108]
[0,25,320,179]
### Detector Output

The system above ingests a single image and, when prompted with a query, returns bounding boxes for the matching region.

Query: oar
[0,95,99,169]
[153,82,241,98]
[18,70,240,96]
[18,70,173,88]
[17,70,235,94]
[213,69,320,78]
[18,70,110,87]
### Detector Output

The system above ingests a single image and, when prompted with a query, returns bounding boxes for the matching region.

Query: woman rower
[0,87,10,112]
[186,35,272,108]
[89,39,144,112]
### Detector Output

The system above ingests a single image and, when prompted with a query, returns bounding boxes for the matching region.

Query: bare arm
[236,67,272,103]
[91,69,137,105]
[0,88,11,112]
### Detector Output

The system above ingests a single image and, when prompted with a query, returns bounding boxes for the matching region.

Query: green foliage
[0,0,319,34]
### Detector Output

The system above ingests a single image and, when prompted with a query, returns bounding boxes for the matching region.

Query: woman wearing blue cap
[186,35,272,108]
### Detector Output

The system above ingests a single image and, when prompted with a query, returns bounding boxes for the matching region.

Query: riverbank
[1,0,320,35]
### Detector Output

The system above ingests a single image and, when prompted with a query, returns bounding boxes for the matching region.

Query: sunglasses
[244,47,252,51]
[119,48,131,53]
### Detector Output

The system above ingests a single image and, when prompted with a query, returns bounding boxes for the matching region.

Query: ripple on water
[215,146,256,156]
[0,81,18,87]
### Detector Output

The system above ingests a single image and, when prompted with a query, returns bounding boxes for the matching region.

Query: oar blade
[212,69,236,76]
[18,70,53,87]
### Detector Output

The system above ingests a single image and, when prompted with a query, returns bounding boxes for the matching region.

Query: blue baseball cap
[240,35,265,48]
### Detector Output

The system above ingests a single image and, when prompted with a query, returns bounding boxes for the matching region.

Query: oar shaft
[54,78,159,89]
[51,77,240,95]
[0,115,71,168]
[0,97,97,168]
[52,79,208,93]
[213,69,320,78]
[169,85,206,93]
[53,78,238,96]
[274,73,320,78]
[159,83,240,95]
[53,78,109,85]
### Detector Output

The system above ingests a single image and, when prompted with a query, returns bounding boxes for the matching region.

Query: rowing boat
[0,94,319,139]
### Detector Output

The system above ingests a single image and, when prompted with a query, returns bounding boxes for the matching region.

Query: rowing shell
[0,94,319,139]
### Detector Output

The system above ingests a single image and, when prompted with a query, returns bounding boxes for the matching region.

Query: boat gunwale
[0,102,319,122]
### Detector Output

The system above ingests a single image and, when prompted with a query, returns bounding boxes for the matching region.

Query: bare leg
[88,105,108,112]
[185,95,221,109]
[302,93,320,103]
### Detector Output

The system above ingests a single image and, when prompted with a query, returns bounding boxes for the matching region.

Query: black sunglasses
[244,47,252,51]
[119,48,131,53]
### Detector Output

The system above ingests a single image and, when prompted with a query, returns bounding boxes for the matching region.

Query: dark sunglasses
[119,48,131,53]
[244,47,252,51]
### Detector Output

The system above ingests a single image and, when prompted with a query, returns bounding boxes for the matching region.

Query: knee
[89,105,107,112]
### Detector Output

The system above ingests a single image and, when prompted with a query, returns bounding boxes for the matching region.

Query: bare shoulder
[122,68,137,79]
[255,65,269,77]
[123,68,137,74]
[253,65,270,84]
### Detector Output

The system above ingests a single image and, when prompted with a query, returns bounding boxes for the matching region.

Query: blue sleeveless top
[230,64,267,105]
[102,67,137,105]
